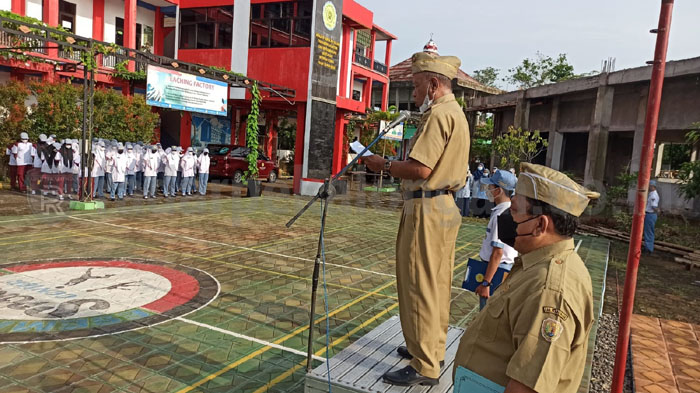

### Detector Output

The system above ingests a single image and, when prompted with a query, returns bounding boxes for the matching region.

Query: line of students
[90,140,210,201]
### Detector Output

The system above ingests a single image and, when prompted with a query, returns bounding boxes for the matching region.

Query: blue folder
[462,258,508,295]
[454,366,505,393]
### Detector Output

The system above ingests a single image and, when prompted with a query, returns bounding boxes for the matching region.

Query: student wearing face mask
[162,146,180,198]
[453,163,599,393]
[91,141,106,198]
[125,143,137,196]
[180,147,196,196]
[142,146,159,199]
[197,148,211,195]
[474,170,518,310]
[363,52,469,386]
[110,143,128,201]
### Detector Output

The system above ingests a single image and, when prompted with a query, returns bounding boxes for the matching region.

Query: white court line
[175,317,325,362]
[575,239,583,252]
[67,216,472,291]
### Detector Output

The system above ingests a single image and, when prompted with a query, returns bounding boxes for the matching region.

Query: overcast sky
[357,0,700,89]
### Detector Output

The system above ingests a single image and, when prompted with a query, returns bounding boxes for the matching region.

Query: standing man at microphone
[364,52,469,386]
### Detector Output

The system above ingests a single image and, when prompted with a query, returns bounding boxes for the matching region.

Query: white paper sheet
[350,141,374,157]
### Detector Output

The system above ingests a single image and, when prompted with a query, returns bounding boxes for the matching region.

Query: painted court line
[174,317,325,362]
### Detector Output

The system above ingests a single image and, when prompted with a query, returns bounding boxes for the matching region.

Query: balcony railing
[250,17,312,48]
[354,53,371,68]
[0,30,46,54]
[373,60,387,75]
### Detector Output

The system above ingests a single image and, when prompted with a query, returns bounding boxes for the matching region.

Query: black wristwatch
[481,280,491,287]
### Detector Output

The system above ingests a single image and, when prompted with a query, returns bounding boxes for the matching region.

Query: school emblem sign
[0,259,218,343]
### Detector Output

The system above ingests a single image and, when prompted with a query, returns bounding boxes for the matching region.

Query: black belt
[403,189,453,200]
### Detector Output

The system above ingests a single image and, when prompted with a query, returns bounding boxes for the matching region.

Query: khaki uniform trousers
[396,193,461,378]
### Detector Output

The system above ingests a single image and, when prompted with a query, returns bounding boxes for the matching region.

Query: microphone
[383,110,410,132]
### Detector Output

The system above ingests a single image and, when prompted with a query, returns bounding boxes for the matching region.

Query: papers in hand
[350,141,374,157]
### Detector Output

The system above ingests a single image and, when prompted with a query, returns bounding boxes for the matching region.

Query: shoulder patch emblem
[541,318,564,342]
[542,306,569,321]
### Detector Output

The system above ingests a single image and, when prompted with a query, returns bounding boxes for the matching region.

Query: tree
[92,88,158,142]
[493,126,548,170]
[506,52,576,89]
[472,67,500,88]
[357,109,400,157]
[677,127,700,200]
[0,80,31,179]
[29,81,82,140]
[276,116,296,151]
[471,116,494,162]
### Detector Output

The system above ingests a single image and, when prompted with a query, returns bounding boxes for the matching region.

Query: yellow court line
[0,228,115,247]
[252,302,401,393]
[174,279,398,393]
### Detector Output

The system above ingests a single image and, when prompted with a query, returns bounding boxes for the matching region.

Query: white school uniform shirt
[40,151,52,174]
[104,149,114,173]
[92,148,105,177]
[126,151,137,175]
[157,149,165,172]
[13,141,33,166]
[456,175,472,199]
[163,152,180,177]
[32,145,42,168]
[181,153,195,177]
[60,151,74,174]
[197,154,210,174]
[111,153,128,183]
[143,152,160,177]
[6,146,16,166]
[478,201,518,269]
[646,190,660,213]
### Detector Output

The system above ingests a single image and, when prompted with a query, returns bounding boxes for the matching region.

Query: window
[59,0,76,33]
[179,6,234,49]
[115,17,124,45]
[250,1,312,48]
[114,19,152,51]
[659,143,692,179]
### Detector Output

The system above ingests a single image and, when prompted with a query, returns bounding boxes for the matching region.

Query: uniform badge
[541,318,564,342]
[542,306,569,321]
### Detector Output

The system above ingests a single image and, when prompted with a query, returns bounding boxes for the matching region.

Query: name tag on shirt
[454,366,505,393]
[462,258,508,295]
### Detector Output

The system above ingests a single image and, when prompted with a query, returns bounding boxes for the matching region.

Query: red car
[208,145,279,184]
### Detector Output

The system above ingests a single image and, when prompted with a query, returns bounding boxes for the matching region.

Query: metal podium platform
[305,316,464,393]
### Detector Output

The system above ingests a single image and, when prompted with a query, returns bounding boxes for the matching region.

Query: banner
[380,120,404,141]
[146,65,229,116]
[191,114,232,149]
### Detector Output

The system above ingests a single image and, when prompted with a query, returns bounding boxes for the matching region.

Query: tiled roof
[389,57,502,95]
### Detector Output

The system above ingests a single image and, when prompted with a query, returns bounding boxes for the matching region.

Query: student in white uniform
[162,147,180,198]
[6,142,17,190]
[198,148,211,196]
[142,145,159,199]
[42,142,65,199]
[180,147,196,196]
[71,139,80,194]
[104,140,117,195]
[156,143,165,194]
[134,142,144,192]
[60,140,76,199]
[92,141,106,198]
[12,132,33,192]
[125,143,137,196]
[475,169,518,310]
[28,134,46,195]
[643,180,661,254]
[110,143,127,201]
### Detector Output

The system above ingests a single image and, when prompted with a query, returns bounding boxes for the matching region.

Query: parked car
[208,144,279,184]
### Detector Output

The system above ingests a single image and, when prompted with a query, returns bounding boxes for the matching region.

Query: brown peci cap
[411,52,460,80]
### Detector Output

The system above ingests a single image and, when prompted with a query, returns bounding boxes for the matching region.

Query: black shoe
[382,365,438,386]
[396,347,444,367]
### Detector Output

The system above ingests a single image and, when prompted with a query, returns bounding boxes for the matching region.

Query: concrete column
[654,144,664,177]
[230,0,251,100]
[584,84,615,187]
[513,92,528,129]
[545,97,561,168]
[630,87,650,175]
[395,87,399,110]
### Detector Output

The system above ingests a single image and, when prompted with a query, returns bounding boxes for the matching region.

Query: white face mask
[419,86,434,114]
[486,187,498,203]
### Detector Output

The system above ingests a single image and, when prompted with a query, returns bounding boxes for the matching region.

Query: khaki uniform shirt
[401,94,469,192]
[454,239,594,393]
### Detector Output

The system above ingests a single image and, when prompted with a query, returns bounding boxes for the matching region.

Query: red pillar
[370,30,377,69]
[43,0,58,59]
[385,39,393,70]
[293,103,306,194]
[180,112,192,149]
[11,0,25,15]
[381,82,388,111]
[266,113,277,159]
[92,0,105,40]
[363,77,373,110]
[154,7,164,56]
[331,111,345,175]
[124,0,137,71]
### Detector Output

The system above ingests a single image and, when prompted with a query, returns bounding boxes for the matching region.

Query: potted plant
[244,82,262,197]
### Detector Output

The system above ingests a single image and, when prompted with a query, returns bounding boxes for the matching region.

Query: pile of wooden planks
[578,224,700,270]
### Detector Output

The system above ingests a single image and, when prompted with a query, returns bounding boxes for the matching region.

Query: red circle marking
[5,261,199,314]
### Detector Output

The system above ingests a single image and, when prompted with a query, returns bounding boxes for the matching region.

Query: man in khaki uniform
[364,52,469,386]
[453,163,599,393]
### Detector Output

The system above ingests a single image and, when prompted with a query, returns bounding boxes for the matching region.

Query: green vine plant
[114,60,146,81]
[244,82,262,182]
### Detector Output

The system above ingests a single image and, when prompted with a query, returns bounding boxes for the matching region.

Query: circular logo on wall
[0,259,219,343]
[323,1,337,31]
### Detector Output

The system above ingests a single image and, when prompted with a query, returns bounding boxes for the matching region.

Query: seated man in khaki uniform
[453,163,599,393]
[364,52,469,386]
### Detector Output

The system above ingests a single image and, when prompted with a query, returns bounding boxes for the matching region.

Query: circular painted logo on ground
[0,259,219,343]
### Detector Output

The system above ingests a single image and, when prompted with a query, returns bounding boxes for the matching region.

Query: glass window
[250,1,312,48]
[179,6,233,49]
[115,17,124,46]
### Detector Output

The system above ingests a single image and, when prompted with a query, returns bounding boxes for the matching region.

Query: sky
[356,0,700,89]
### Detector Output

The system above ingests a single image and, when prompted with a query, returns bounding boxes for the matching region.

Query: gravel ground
[590,313,634,393]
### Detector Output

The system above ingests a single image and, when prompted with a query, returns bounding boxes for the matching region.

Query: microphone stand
[286,117,406,372]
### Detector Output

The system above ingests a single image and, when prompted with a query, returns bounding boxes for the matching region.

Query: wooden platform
[305,316,464,393]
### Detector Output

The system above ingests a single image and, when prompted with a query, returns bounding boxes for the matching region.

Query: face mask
[478,165,484,171]
[486,187,498,203]
[152,150,157,154]
[419,86,434,113]
[497,210,542,249]
[204,152,208,156]
[118,149,124,154]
